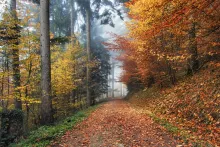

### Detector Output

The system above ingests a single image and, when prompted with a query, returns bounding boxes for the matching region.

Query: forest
[0,0,219,146]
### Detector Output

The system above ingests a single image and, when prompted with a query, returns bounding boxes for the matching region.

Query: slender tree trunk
[23,36,32,133]
[24,102,29,133]
[187,22,199,74]
[40,0,53,125]
[10,0,16,10]
[111,61,115,98]
[70,0,77,105]
[10,0,22,110]
[107,74,109,98]
[6,57,10,109]
[70,0,75,40]
[166,60,176,85]
[1,57,5,109]
[160,28,176,85]
[86,0,91,106]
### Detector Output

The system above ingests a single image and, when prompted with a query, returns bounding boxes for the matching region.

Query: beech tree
[106,0,219,88]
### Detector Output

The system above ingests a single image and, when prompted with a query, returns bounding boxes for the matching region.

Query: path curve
[53,99,177,147]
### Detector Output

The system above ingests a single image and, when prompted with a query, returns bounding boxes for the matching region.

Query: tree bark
[70,0,75,38]
[187,22,199,74]
[86,0,91,106]
[1,56,5,109]
[70,0,77,105]
[40,0,53,125]
[111,61,115,98]
[10,0,22,110]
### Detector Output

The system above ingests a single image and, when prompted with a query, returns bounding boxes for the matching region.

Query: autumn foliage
[0,0,219,146]
[128,62,219,145]
[105,0,219,87]
[0,2,107,139]
[104,0,220,145]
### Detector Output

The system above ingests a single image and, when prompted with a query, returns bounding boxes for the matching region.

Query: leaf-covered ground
[128,62,220,146]
[51,99,177,147]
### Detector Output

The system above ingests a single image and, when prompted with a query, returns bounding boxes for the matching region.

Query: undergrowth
[10,105,99,147]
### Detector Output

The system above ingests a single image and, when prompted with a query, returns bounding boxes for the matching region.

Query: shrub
[0,109,23,146]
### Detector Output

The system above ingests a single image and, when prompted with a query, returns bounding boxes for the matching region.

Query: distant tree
[90,36,110,105]
[70,0,76,37]
[85,0,91,106]
[50,0,71,37]
[74,0,124,105]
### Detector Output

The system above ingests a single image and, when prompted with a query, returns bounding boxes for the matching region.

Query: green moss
[150,114,180,134]
[10,105,99,147]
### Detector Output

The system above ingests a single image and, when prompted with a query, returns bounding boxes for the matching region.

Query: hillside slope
[128,61,219,146]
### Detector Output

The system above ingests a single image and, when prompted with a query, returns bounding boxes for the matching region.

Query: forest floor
[51,99,178,147]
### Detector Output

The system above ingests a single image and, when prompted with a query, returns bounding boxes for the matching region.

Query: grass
[10,105,99,147]
[149,114,179,134]
[149,113,204,146]
[139,108,210,147]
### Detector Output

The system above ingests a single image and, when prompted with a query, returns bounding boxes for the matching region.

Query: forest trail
[52,99,178,147]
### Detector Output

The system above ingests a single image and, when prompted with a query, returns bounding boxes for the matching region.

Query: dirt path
[53,99,177,147]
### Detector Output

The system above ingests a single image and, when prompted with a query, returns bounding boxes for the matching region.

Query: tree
[187,22,199,74]
[74,0,124,105]
[105,0,219,90]
[90,36,110,104]
[50,0,71,37]
[70,0,76,37]
[40,0,53,125]
[85,0,91,106]
[10,0,22,110]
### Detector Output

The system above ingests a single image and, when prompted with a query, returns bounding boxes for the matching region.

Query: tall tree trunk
[70,0,77,105]
[187,22,199,74]
[10,0,22,110]
[70,0,75,39]
[86,0,91,106]
[40,0,53,125]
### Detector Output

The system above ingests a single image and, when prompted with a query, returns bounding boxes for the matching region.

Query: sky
[0,0,9,19]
